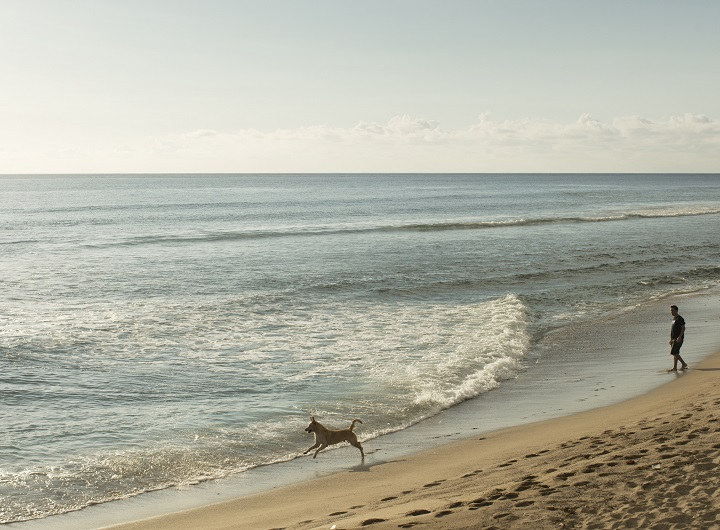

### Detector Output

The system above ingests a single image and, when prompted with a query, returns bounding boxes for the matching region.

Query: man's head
[670,305,679,316]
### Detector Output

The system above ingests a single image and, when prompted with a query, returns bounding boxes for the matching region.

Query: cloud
[2,113,719,173]
[354,115,441,138]
[165,113,720,172]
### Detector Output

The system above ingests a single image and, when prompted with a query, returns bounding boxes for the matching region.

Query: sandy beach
[108,349,720,530]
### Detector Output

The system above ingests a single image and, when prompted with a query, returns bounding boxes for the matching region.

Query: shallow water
[2,173,719,523]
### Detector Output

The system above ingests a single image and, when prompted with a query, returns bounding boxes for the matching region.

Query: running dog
[304,416,364,459]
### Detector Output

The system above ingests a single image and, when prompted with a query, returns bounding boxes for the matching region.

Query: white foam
[397,294,531,408]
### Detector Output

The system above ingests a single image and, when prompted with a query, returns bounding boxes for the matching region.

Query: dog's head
[305,416,318,433]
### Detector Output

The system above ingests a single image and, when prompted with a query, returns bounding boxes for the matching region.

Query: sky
[1,0,719,174]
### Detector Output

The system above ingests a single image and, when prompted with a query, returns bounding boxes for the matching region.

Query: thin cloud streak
[3,114,719,174]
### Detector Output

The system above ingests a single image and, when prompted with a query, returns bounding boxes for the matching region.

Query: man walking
[669,304,688,371]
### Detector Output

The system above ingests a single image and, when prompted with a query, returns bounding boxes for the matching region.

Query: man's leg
[670,354,679,371]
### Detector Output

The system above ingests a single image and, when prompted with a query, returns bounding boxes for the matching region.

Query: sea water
[1,173,719,524]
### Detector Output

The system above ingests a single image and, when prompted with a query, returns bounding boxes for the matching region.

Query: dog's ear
[310,416,315,422]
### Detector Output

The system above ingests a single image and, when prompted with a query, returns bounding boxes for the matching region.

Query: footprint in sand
[693,462,717,471]
[435,510,454,517]
[625,454,643,461]
[539,488,559,496]
[380,496,397,502]
[423,480,445,488]
[360,518,386,526]
[515,500,534,507]
[406,509,431,516]
[329,511,348,516]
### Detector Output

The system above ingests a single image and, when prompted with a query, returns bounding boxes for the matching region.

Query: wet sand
[108,349,720,529]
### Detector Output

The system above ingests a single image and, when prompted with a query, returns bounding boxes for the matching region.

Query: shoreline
[9,289,720,529]
[108,349,720,529]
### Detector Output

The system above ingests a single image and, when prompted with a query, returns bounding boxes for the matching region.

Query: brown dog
[304,416,364,459]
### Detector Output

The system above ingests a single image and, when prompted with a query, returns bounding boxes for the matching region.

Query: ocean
[2,173,719,525]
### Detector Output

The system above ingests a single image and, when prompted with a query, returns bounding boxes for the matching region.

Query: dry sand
[110,351,720,530]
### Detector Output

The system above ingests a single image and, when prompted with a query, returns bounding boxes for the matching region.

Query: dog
[304,416,364,459]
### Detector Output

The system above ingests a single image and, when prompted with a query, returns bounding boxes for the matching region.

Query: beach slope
[110,352,720,529]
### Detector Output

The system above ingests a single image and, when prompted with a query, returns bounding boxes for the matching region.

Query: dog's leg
[313,443,328,458]
[304,442,320,455]
[350,440,364,458]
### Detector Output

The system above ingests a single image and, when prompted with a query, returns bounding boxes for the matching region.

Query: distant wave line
[86,207,720,248]
[0,239,41,246]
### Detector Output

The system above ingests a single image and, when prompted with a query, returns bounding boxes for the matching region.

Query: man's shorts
[671,340,684,356]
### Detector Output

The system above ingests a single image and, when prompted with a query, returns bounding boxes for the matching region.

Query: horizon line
[2,171,720,177]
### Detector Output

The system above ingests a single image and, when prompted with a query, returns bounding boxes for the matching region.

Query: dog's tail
[349,419,363,431]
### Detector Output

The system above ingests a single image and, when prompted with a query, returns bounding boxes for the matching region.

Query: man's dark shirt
[671,315,686,341]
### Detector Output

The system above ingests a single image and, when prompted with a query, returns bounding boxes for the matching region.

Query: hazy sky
[2,0,719,173]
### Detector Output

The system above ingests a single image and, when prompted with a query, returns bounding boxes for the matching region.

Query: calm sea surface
[1,173,719,523]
